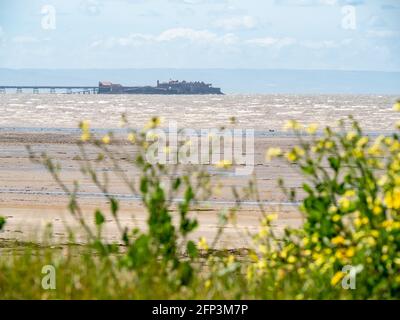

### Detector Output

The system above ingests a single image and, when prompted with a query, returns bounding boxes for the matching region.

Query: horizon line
[1,67,400,73]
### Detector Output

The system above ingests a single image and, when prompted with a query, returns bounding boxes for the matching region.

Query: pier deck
[0,86,98,94]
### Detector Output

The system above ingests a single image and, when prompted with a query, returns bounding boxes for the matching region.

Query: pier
[0,86,98,94]
[0,80,223,95]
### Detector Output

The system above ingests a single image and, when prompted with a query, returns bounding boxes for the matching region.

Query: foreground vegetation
[1,102,400,299]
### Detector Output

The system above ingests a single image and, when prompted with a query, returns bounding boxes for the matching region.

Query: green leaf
[328,157,340,172]
[184,186,194,203]
[68,198,77,214]
[173,177,181,191]
[110,198,119,217]
[0,216,5,231]
[140,177,148,193]
[95,209,105,226]
[303,183,314,195]
[186,240,198,259]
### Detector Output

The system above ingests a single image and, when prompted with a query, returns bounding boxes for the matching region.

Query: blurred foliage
[2,102,400,299]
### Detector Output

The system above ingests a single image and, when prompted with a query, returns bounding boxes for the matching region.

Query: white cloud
[246,37,354,51]
[0,26,5,44]
[157,28,218,42]
[300,39,352,49]
[12,36,41,44]
[275,0,338,6]
[366,29,399,38]
[214,16,257,31]
[91,28,239,48]
[92,30,354,53]
[91,33,155,48]
[246,37,296,48]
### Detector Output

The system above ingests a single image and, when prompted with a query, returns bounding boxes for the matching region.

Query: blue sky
[0,0,399,70]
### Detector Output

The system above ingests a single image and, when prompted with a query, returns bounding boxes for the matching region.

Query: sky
[0,0,399,71]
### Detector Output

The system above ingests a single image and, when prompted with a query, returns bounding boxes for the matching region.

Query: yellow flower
[79,120,91,142]
[384,137,393,145]
[332,214,341,222]
[227,255,235,265]
[287,256,297,264]
[331,235,345,245]
[345,247,355,258]
[328,205,338,214]
[266,213,278,222]
[81,132,91,142]
[101,134,110,144]
[389,140,400,152]
[144,116,163,129]
[293,146,305,157]
[324,140,334,149]
[265,147,282,161]
[384,188,400,209]
[370,230,379,238]
[353,148,363,158]
[215,159,232,169]
[378,175,388,186]
[311,234,319,243]
[286,151,298,162]
[372,205,382,215]
[258,245,268,255]
[356,136,369,148]
[257,260,267,270]
[198,237,209,250]
[344,189,356,198]
[346,131,357,141]
[306,123,318,134]
[80,120,90,132]
[331,271,345,286]
[393,101,400,112]
[335,250,345,261]
[368,144,383,156]
[204,279,212,289]
[283,120,302,131]
[127,132,136,143]
[246,266,254,281]
[338,197,351,211]
[249,251,259,262]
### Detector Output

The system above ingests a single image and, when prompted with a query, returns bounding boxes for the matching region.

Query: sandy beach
[1,93,398,248]
[0,131,304,248]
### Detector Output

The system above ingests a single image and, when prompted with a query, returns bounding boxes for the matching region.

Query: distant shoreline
[1,68,399,94]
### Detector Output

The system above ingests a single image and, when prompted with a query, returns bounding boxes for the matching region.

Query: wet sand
[0,131,303,248]
[1,94,397,248]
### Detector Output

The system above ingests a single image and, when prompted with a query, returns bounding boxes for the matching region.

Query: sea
[0,94,399,134]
